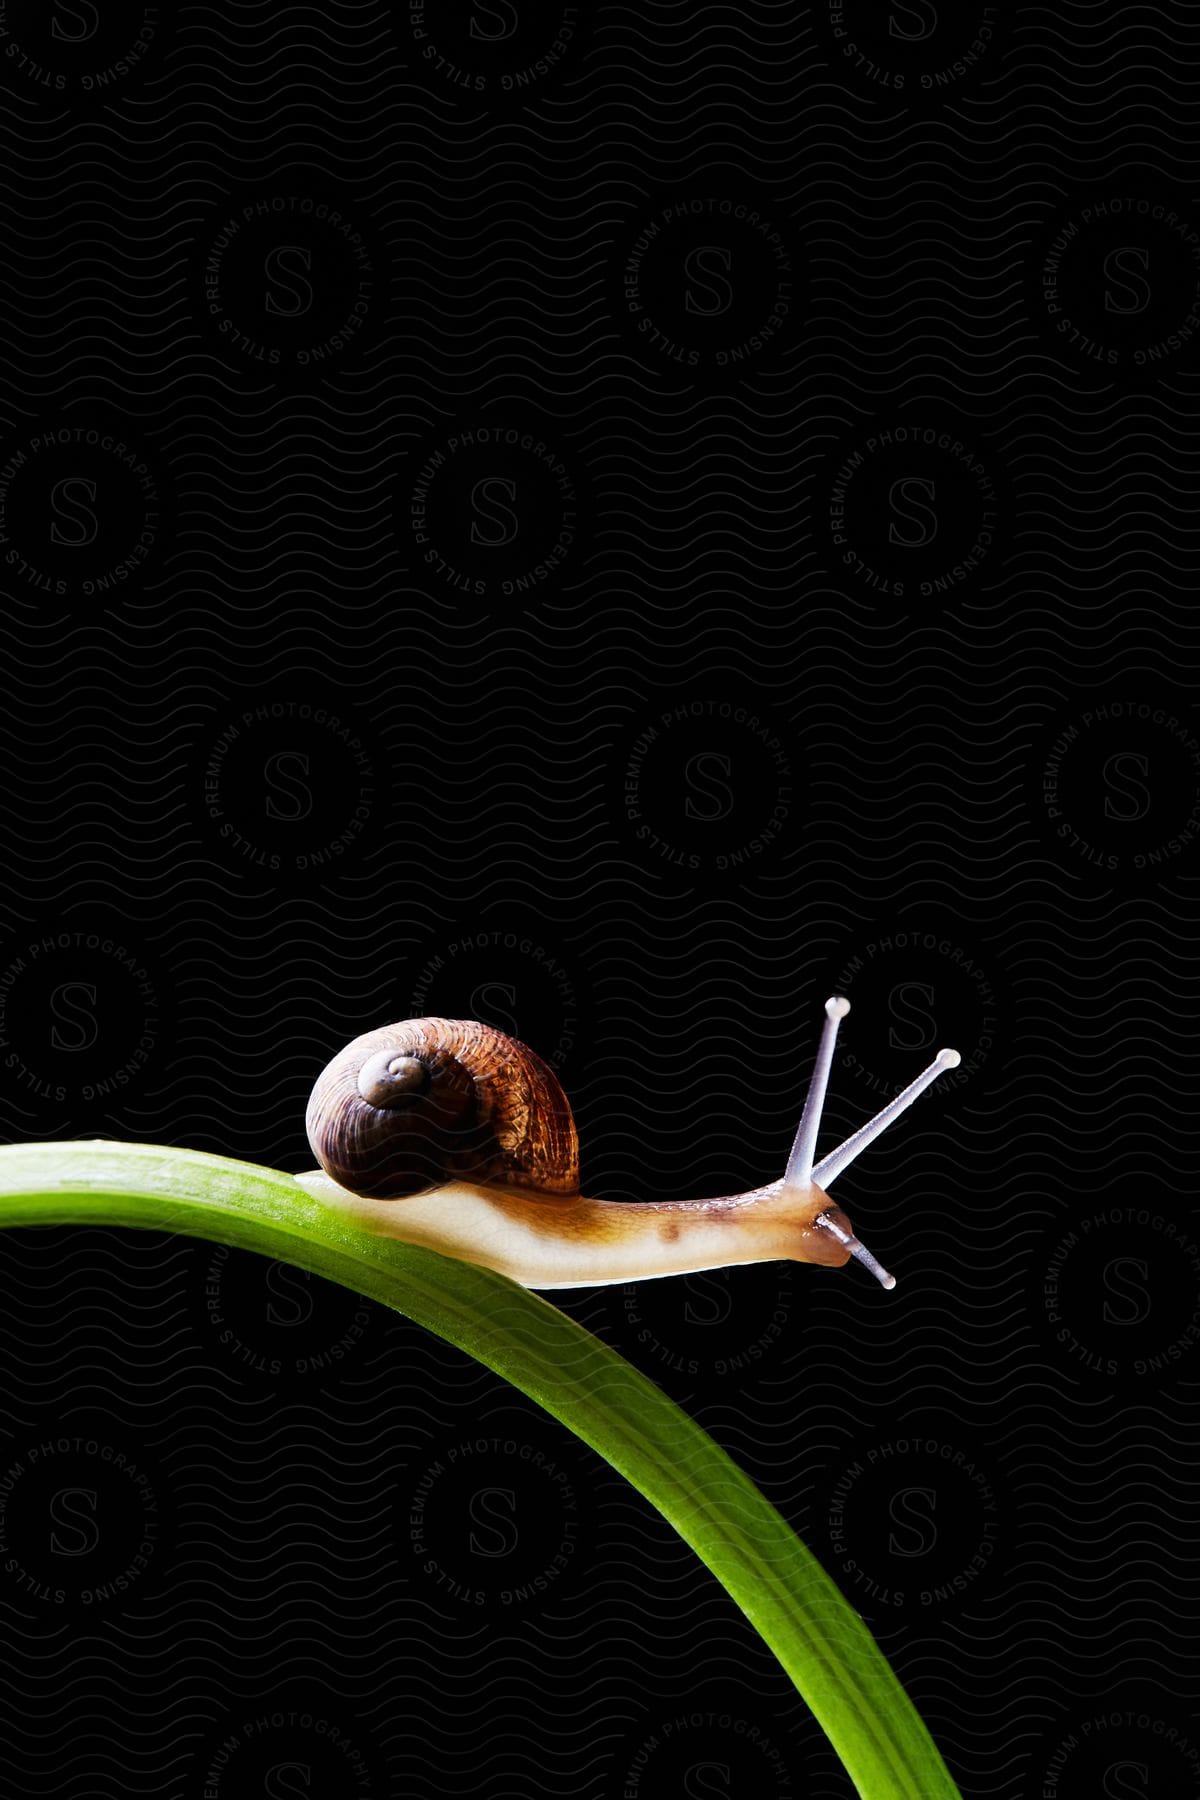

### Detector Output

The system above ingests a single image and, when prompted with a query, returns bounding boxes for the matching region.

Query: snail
[297,998,960,1291]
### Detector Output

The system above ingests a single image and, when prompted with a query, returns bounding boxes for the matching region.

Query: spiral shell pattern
[305,1017,580,1200]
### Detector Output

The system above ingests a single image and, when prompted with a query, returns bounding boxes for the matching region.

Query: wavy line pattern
[1,1,1198,1795]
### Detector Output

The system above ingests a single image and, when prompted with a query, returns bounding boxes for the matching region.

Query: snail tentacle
[811,1046,962,1190]
[784,994,850,1190]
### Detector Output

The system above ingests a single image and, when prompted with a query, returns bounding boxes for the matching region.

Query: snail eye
[357,1051,430,1109]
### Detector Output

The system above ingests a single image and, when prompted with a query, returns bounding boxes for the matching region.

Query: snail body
[300,1005,960,1291]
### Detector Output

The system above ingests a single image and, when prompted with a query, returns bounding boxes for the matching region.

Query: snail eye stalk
[783,995,850,1189]
[813,1045,961,1190]
[784,997,961,1290]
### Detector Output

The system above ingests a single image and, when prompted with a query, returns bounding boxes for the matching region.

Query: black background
[1,4,1199,1797]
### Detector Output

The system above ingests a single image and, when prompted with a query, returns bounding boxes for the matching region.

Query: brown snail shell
[305,1017,579,1201]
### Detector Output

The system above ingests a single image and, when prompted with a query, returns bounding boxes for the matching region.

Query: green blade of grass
[0,1140,962,1800]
